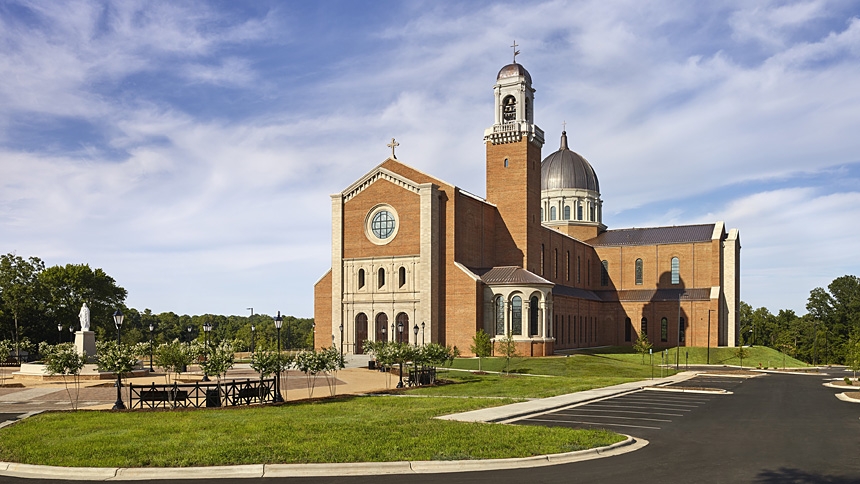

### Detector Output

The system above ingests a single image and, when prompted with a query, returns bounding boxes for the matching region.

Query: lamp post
[396,320,404,388]
[380,325,388,372]
[273,311,284,403]
[421,322,425,346]
[112,309,125,410]
[676,292,682,370]
[58,323,63,344]
[250,323,256,354]
[69,326,73,343]
[413,323,419,347]
[339,322,344,367]
[707,310,713,365]
[201,321,212,381]
[186,326,192,348]
[390,323,395,343]
[148,323,155,372]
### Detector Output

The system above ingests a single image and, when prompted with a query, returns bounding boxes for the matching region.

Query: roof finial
[387,138,400,159]
[511,40,520,63]
[560,128,568,150]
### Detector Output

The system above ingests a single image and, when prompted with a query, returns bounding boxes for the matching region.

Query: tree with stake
[634,333,653,364]
[40,342,86,410]
[470,329,492,372]
[846,328,860,382]
[497,332,519,375]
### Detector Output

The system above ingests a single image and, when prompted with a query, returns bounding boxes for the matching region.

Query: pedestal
[75,331,96,361]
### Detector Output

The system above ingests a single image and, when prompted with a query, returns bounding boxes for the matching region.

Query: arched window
[529,296,539,336]
[550,206,557,220]
[358,269,365,289]
[601,260,609,286]
[671,257,680,284]
[502,95,517,122]
[540,244,545,275]
[378,268,385,288]
[540,208,544,221]
[355,313,368,354]
[577,203,583,220]
[661,317,668,342]
[511,296,522,335]
[504,157,509,168]
[635,259,643,285]
[625,317,632,342]
[640,317,648,337]
[395,312,409,343]
[375,313,388,342]
[590,205,595,221]
[399,266,406,288]
[495,296,505,335]
[563,205,571,220]
[566,251,570,281]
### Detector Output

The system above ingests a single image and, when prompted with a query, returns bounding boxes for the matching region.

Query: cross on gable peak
[387,138,400,159]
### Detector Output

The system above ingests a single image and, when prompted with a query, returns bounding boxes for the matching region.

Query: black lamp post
[250,323,256,354]
[396,320,404,388]
[380,325,388,372]
[390,323,395,342]
[148,323,154,372]
[421,322,425,346]
[69,326,73,343]
[413,323,419,347]
[339,322,345,366]
[58,323,63,344]
[186,326,192,347]
[112,309,125,410]
[273,311,284,403]
[201,321,212,381]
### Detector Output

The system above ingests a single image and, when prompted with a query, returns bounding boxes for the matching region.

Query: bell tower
[484,52,545,272]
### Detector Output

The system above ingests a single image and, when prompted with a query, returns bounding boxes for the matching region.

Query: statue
[78,303,90,332]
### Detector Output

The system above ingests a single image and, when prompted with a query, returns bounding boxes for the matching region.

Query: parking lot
[513,372,754,435]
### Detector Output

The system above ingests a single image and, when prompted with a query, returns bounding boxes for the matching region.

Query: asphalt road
[1,369,858,483]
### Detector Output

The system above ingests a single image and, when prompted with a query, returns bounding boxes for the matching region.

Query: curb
[0,436,646,480]
[835,392,860,404]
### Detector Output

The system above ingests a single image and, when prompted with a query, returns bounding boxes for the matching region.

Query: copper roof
[587,224,715,247]
[541,131,600,192]
[497,63,532,84]
[552,285,603,301]
[594,288,712,302]
[473,266,552,285]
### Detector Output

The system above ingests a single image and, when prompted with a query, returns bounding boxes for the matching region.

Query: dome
[541,132,600,192]
[497,63,532,84]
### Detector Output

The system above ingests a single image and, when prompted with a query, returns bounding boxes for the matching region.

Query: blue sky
[2,0,859,318]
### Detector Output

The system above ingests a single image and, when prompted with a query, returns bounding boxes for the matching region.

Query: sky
[2,0,859,319]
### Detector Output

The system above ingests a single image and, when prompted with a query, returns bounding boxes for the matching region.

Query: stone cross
[511,40,520,63]
[387,138,400,159]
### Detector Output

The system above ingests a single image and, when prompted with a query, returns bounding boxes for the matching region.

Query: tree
[40,342,87,410]
[295,348,339,398]
[154,340,194,384]
[39,263,127,342]
[633,333,652,364]
[497,332,519,374]
[735,345,749,369]
[470,329,492,372]
[0,254,45,362]
[96,341,140,381]
[200,340,235,384]
[846,328,860,381]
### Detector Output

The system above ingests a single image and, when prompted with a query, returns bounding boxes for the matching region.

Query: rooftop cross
[562,120,567,132]
[387,138,400,159]
[511,40,520,63]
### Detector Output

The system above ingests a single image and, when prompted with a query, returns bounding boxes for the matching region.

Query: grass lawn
[0,396,622,468]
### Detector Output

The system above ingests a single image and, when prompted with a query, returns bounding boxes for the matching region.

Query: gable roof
[586,224,716,247]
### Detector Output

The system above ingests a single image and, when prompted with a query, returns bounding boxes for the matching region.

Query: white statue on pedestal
[79,303,90,332]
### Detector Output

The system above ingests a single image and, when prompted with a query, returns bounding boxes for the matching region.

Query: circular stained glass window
[371,210,396,239]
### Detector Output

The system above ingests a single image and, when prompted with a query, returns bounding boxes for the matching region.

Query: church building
[314,59,740,356]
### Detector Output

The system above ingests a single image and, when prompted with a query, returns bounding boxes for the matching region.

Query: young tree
[470,329,492,372]
[845,329,860,381]
[633,333,652,364]
[734,345,749,369]
[40,342,87,410]
[96,341,140,383]
[200,340,235,385]
[497,332,519,374]
[154,340,194,384]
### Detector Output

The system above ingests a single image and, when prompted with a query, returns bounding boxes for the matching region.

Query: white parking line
[526,418,662,430]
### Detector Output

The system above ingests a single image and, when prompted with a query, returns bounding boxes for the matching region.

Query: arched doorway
[355,313,368,354]
[375,313,388,343]
[395,312,409,343]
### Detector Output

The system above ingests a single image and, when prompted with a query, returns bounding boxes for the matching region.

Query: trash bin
[368,360,376,370]
[205,388,221,407]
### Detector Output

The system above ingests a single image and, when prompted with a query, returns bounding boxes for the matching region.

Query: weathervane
[387,138,400,159]
[511,40,520,63]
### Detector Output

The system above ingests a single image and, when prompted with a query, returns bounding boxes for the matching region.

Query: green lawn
[0,396,622,468]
